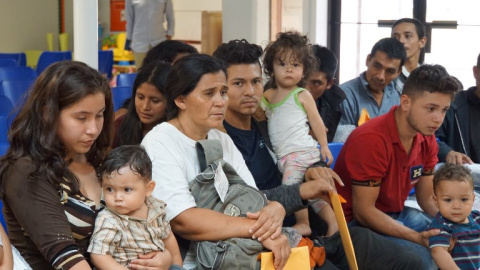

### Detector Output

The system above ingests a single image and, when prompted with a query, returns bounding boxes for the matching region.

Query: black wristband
[309,160,328,168]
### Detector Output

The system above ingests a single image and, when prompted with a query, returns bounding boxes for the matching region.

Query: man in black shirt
[213,39,424,270]
[436,52,480,165]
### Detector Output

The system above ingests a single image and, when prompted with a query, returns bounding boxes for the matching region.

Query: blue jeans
[383,207,436,270]
[348,206,435,270]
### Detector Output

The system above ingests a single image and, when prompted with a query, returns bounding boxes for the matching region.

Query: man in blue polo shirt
[338,38,406,129]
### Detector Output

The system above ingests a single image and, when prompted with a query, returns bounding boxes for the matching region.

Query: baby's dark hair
[263,31,318,88]
[433,163,474,194]
[99,145,152,182]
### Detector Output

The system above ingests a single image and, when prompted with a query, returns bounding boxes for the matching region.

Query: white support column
[73,0,98,69]
[303,0,328,46]
[222,0,270,47]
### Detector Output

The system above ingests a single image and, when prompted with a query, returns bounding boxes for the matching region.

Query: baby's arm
[431,246,460,270]
[163,231,182,266]
[90,254,127,270]
[298,90,333,165]
[88,212,126,270]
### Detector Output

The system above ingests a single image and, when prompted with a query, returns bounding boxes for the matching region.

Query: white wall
[174,0,222,41]
[0,0,59,52]
[222,0,269,47]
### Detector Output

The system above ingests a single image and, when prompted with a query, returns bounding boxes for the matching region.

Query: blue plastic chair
[98,50,114,79]
[0,115,9,144]
[0,59,19,68]
[36,51,72,75]
[0,200,7,232]
[328,142,344,169]
[0,144,8,157]
[0,53,26,66]
[112,86,132,111]
[0,66,37,82]
[0,96,13,116]
[0,79,34,106]
[117,73,137,87]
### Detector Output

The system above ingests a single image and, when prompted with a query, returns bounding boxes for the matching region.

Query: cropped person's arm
[0,224,13,270]
[444,150,473,165]
[125,0,134,42]
[431,246,460,270]
[4,159,89,269]
[165,0,175,38]
[262,184,305,215]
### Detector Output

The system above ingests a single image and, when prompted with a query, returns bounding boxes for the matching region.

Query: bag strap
[196,139,224,171]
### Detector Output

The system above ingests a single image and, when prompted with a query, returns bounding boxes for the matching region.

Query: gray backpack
[189,140,267,270]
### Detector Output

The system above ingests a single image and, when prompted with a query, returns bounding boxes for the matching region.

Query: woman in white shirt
[141,54,291,270]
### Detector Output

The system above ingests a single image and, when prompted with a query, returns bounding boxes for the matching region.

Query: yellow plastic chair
[24,50,43,69]
[46,33,54,51]
[113,33,135,62]
[59,33,69,52]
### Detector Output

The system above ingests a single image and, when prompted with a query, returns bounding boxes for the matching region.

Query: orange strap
[297,237,326,268]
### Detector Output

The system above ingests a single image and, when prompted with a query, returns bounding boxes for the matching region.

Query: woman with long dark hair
[114,60,171,147]
[0,61,171,270]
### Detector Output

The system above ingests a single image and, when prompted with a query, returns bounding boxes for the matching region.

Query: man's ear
[400,94,411,111]
[326,78,335,90]
[174,95,187,110]
[145,180,156,196]
[419,36,427,49]
[365,54,371,67]
[473,65,479,81]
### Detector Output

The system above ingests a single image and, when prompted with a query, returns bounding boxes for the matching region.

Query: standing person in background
[391,18,427,94]
[306,45,346,142]
[125,0,175,69]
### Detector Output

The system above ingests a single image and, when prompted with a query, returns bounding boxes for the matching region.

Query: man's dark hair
[433,163,473,194]
[477,52,480,67]
[99,145,152,182]
[392,18,427,64]
[312,45,338,82]
[213,39,263,68]
[402,64,457,100]
[142,40,198,67]
[370,37,407,70]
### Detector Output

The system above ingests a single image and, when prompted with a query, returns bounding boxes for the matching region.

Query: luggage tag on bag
[214,165,229,202]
